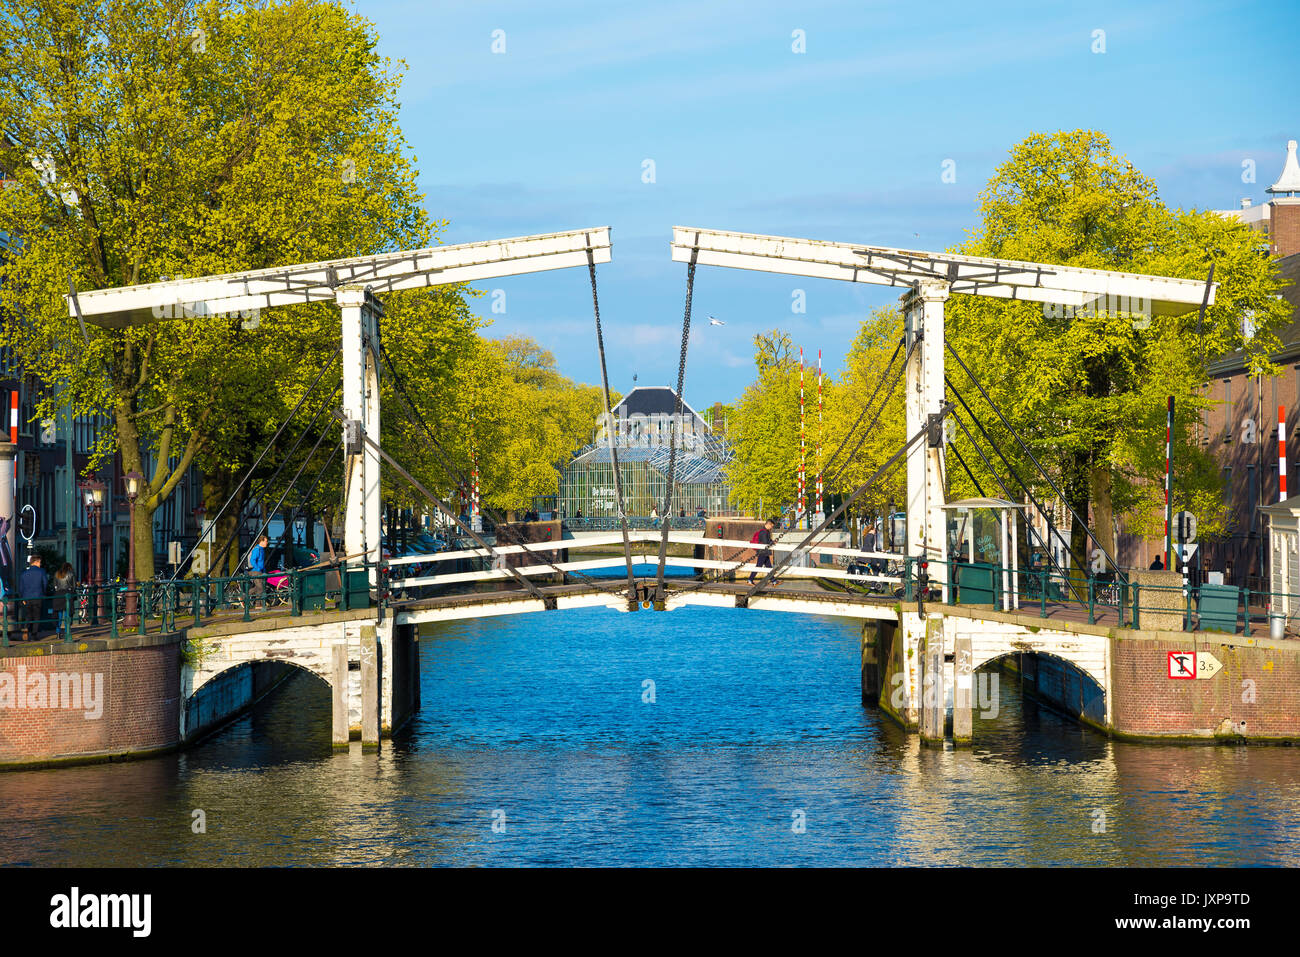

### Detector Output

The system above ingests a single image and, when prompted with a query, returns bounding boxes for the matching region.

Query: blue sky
[361,0,1296,407]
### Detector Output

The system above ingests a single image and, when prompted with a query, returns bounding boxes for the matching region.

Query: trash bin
[1197,583,1239,634]
[298,566,370,611]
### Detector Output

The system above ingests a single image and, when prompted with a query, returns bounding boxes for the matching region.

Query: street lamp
[79,478,106,623]
[124,472,143,629]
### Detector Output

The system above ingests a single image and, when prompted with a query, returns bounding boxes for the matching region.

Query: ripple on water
[2,606,1300,866]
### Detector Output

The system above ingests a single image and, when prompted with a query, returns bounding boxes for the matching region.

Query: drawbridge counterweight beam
[670,225,1216,585]
[68,228,614,581]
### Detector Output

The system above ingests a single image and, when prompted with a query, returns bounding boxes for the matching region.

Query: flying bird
[708,316,725,326]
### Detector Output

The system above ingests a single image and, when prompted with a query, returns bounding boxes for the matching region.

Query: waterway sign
[1168,651,1196,679]
[1197,652,1223,679]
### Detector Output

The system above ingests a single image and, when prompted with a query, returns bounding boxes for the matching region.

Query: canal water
[3,603,1300,866]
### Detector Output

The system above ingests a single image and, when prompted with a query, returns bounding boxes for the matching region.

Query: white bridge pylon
[670,226,1216,588]
[68,228,613,576]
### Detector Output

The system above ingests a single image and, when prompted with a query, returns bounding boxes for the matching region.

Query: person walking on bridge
[748,518,776,584]
[249,534,270,609]
[18,554,47,642]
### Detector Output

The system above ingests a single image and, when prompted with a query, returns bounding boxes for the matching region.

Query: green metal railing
[0,560,381,647]
[896,556,1289,637]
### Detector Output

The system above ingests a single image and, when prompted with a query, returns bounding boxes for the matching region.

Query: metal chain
[588,250,638,605]
[654,251,697,602]
[749,409,951,600]
[666,339,912,604]
[376,336,630,601]
[793,335,914,529]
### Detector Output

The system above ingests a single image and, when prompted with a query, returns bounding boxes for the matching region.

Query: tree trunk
[132,503,157,580]
[1090,463,1117,570]
[202,470,246,577]
[1064,450,1091,580]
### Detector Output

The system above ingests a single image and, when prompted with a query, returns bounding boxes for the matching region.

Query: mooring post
[952,634,973,746]
[360,624,380,749]
[860,620,881,704]
[332,642,350,749]
[920,617,945,746]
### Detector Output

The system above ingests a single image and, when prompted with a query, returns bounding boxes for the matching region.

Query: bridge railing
[899,557,1297,637]
[386,532,906,593]
[0,560,381,647]
[563,516,706,532]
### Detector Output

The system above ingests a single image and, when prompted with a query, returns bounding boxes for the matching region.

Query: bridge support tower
[339,287,384,585]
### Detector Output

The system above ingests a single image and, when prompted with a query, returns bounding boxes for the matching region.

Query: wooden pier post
[331,642,350,749]
[920,618,945,746]
[952,635,973,746]
[361,624,380,749]
[860,621,881,704]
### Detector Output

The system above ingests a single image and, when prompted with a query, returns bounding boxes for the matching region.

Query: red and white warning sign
[1168,651,1196,679]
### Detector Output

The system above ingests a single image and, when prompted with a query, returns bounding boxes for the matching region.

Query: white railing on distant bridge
[387,531,903,590]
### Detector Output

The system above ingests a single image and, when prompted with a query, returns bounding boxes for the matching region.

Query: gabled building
[558,385,735,519]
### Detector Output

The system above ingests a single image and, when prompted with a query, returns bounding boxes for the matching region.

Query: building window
[1248,464,1257,522]
[1224,380,1232,442]
[1273,378,1279,436]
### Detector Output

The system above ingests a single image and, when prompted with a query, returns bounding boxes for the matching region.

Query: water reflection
[1,606,1298,866]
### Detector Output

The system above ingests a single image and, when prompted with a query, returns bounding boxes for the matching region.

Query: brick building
[1177,140,1300,587]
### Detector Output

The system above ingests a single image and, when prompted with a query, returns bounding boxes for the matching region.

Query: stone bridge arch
[177,615,392,747]
[181,658,332,741]
[973,649,1108,730]
[952,615,1112,731]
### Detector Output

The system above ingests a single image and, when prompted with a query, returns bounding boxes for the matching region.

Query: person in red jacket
[748,518,776,584]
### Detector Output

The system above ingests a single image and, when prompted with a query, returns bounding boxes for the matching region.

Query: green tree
[727,330,805,518]
[0,0,436,577]
[823,307,907,517]
[945,130,1291,566]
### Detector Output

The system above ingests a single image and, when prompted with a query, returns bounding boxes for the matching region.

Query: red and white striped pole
[815,349,823,517]
[471,449,480,531]
[1164,396,1174,569]
[1279,405,1288,502]
[9,389,16,484]
[798,347,806,528]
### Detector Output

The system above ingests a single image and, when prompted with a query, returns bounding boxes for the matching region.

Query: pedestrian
[651,505,659,528]
[748,518,776,584]
[249,533,269,608]
[575,508,583,519]
[696,507,706,519]
[1149,554,1164,570]
[679,508,686,518]
[18,554,47,642]
[51,562,75,630]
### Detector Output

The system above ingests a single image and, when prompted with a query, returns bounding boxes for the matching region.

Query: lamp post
[191,502,206,575]
[80,479,106,622]
[124,472,142,629]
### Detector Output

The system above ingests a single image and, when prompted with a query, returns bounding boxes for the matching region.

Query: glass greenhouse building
[558,386,735,520]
